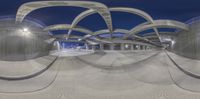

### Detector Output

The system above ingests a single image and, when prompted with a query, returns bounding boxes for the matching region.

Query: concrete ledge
[0,55,57,80]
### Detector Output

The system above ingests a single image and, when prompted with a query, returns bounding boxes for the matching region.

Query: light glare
[23,28,28,32]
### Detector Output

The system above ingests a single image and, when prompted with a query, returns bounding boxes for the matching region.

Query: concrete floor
[0,50,200,99]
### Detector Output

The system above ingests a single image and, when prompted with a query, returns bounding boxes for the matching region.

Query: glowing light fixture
[125,44,129,48]
[78,38,82,41]
[136,45,139,48]
[85,34,91,37]
[20,27,31,37]
[23,28,28,32]
[171,40,175,46]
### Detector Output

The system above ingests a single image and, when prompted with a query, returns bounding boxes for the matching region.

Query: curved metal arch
[124,20,189,38]
[85,39,113,45]
[15,1,113,32]
[54,37,105,45]
[57,39,85,43]
[67,9,96,37]
[53,34,83,40]
[90,29,150,42]
[68,7,161,42]
[57,38,110,45]
[70,35,83,38]
[88,38,112,44]
[81,29,160,46]
[142,32,178,37]
[96,38,154,46]
[109,7,153,22]
[44,24,93,35]
[102,38,158,47]
[94,29,130,36]
[44,24,114,44]
[80,29,130,40]
[94,29,110,35]
[145,35,160,39]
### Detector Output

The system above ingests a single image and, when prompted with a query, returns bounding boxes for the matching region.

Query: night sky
[0,0,200,34]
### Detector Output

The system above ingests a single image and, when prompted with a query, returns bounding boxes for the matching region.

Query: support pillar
[100,43,104,50]
[92,45,96,51]
[140,45,143,50]
[85,44,89,50]
[121,43,125,50]
[133,44,136,50]
[144,46,147,50]
[62,42,65,50]
[137,45,140,50]
[56,41,61,51]
[131,44,134,50]
[110,44,114,50]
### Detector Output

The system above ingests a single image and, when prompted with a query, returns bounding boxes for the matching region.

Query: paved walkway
[0,50,200,99]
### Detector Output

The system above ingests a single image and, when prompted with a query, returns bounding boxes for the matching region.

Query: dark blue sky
[0,0,200,33]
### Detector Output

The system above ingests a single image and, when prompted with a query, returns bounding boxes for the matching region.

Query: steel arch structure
[80,29,132,40]
[87,29,148,41]
[67,7,161,42]
[53,35,83,40]
[15,1,113,32]
[15,1,190,47]
[44,24,93,35]
[44,23,178,46]
[80,29,160,46]
[142,32,178,37]
[44,24,113,44]
[124,20,189,38]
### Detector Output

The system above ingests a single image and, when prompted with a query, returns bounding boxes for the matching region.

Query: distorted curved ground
[0,49,200,99]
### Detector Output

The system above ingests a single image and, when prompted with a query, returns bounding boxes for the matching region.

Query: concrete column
[131,44,134,50]
[92,45,96,51]
[100,43,104,50]
[140,45,143,50]
[142,45,145,50]
[56,41,61,51]
[134,44,137,50]
[145,46,147,50]
[147,46,150,50]
[85,44,89,50]
[110,44,114,50]
[121,43,125,50]
[62,42,65,50]
[137,45,140,50]
[133,44,135,50]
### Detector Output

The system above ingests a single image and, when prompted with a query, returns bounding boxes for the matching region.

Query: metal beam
[100,39,153,46]
[44,24,93,35]
[51,34,83,39]
[68,7,162,43]
[80,29,159,46]
[142,32,178,36]
[124,20,189,38]
[44,24,113,44]
[55,39,85,43]
[15,1,113,33]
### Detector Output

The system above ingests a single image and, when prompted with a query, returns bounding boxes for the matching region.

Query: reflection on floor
[0,49,200,99]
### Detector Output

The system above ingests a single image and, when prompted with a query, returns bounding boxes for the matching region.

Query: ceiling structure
[15,0,190,47]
